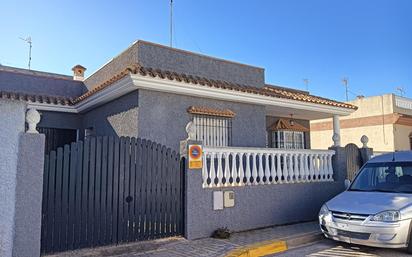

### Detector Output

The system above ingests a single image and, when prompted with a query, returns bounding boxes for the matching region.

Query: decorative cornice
[187,106,236,118]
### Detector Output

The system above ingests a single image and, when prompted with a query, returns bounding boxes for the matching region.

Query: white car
[319,151,412,253]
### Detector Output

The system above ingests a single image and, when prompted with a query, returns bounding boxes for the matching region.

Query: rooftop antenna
[169,0,173,47]
[19,36,32,70]
[396,87,405,97]
[303,78,309,91]
[342,77,349,101]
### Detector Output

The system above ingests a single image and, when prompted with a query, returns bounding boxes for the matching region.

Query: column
[332,115,341,147]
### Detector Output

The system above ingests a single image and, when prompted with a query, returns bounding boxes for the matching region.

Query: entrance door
[38,127,77,153]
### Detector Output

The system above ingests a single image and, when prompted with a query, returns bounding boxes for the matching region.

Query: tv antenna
[169,0,173,47]
[396,87,405,97]
[342,77,349,101]
[19,36,32,70]
[303,78,309,91]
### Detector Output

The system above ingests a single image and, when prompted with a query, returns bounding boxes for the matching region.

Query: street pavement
[278,238,411,257]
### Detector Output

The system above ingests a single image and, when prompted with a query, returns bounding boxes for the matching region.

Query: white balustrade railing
[202,147,335,188]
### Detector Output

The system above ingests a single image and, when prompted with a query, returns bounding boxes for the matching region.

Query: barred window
[268,118,308,149]
[192,115,233,147]
[272,130,305,149]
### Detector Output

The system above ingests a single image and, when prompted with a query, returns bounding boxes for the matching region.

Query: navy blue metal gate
[41,136,183,254]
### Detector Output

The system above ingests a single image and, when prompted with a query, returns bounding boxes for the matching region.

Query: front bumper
[319,214,412,248]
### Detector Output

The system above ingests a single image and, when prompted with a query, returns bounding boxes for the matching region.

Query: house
[0,40,356,152]
[1,40,364,255]
[311,93,412,153]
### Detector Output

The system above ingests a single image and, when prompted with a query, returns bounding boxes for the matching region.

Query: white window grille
[192,114,232,147]
[272,130,305,149]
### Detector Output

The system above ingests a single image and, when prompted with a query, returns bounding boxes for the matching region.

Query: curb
[224,231,323,257]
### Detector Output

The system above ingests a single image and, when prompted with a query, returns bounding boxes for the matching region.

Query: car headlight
[371,210,401,222]
[319,204,330,217]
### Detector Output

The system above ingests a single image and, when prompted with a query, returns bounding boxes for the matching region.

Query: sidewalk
[46,221,321,257]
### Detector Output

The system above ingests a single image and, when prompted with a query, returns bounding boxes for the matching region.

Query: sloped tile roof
[73,64,356,110]
[1,63,357,111]
[268,118,309,132]
[0,90,73,105]
[187,106,236,118]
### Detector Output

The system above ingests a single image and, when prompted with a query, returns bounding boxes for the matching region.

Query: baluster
[317,154,323,181]
[308,154,314,182]
[299,153,305,182]
[245,153,251,185]
[264,154,271,184]
[327,153,334,181]
[238,153,245,185]
[303,153,309,182]
[293,153,299,183]
[270,154,277,184]
[258,153,264,185]
[321,154,327,181]
[323,154,328,181]
[217,152,223,186]
[231,152,237,186]
[252,153,258,185]
[313,154,319,181]
[276,153,282,183]
[283,153,289,183]
[223,152,230,186]
[209,152,216,187]
[202,152,208,187]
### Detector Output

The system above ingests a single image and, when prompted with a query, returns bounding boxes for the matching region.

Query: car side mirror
[344,179,351,189]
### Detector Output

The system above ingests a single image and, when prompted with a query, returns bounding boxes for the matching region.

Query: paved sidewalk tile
[46,221,319,257]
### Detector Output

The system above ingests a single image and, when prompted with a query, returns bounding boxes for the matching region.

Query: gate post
[13,133,45,257]
[180,139,203,240]
[360,135,373,164]
[328,146,347,187]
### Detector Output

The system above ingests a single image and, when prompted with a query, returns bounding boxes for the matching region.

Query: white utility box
[213,191,223,210]
[224,191,235,208]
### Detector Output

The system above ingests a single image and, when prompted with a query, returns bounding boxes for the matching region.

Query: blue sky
[1,0,411,101]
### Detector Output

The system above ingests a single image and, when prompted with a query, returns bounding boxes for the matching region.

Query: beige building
[311,94,412,153]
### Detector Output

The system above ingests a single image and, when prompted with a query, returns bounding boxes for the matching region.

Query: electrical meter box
[213,191,223,210]
[223,191,235,208]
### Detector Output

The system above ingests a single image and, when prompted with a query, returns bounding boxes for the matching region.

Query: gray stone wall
[138,90,267,151]
[84,40,265,90]
[185,142,346,240]
[0,100,26,257]
[82,91,139,138]
[137,41,265,87]
[84,43,139,90]
[0,68,86,98]
[13,133,45,257]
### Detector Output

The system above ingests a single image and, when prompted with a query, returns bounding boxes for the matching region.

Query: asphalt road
[277,238,411,257]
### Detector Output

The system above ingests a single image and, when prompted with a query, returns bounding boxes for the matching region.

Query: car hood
[327,191,412,215]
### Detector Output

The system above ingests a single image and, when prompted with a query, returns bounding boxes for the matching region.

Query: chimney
[72,65,86,81]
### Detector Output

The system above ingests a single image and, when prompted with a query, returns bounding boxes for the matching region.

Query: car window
[350,162,412,193]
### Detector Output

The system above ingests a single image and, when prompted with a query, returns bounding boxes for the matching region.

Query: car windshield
[350,161,412,193]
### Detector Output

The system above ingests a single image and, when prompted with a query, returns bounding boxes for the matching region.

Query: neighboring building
[311,93,412,152]
[0,40,356,152]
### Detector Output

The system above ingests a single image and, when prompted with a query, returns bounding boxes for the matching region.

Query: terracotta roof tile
[0,90,73,106]
[3,63,357,111]
[187,106,236,118]
[269,118,309,132]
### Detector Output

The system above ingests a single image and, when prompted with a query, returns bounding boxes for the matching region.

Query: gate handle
[125,196,133,203]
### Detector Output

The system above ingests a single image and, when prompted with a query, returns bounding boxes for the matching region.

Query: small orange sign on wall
[188,144,203,169]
